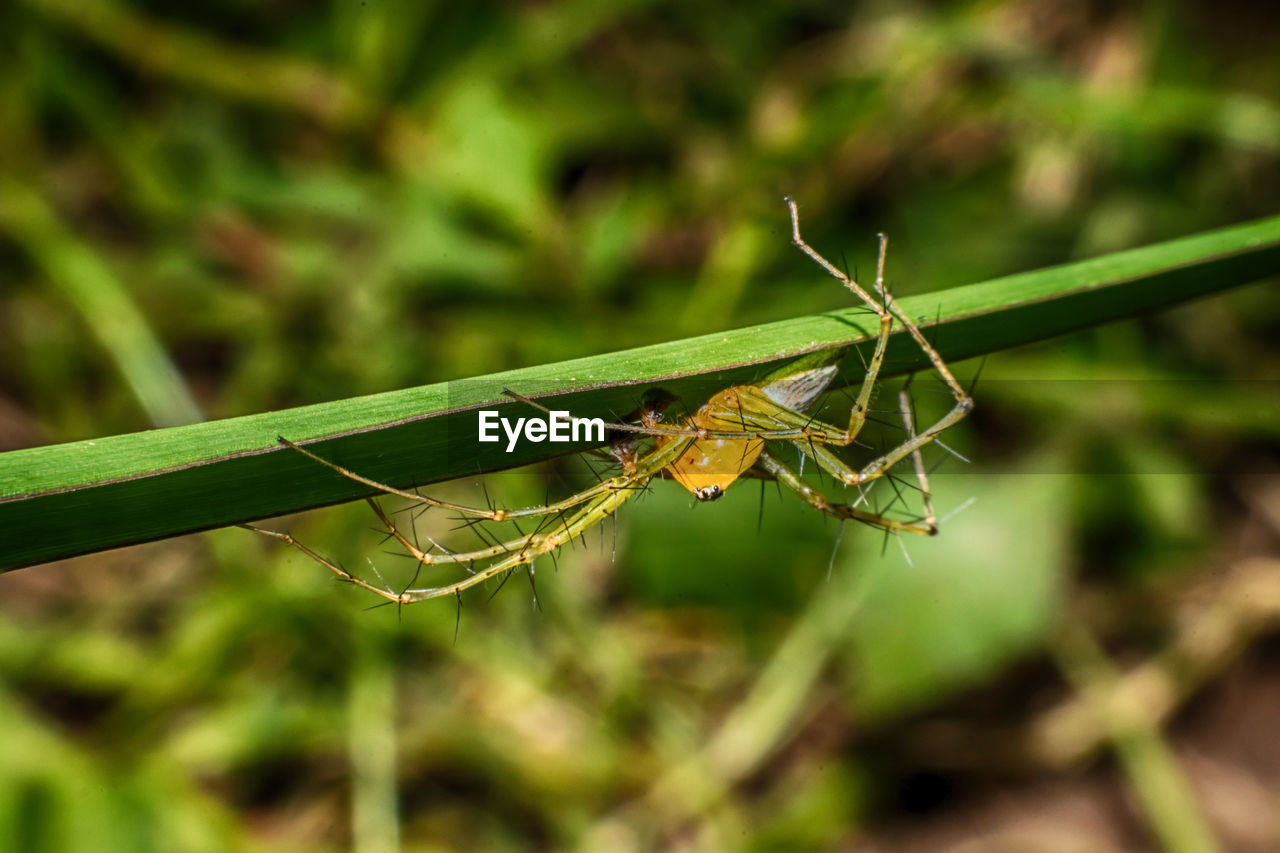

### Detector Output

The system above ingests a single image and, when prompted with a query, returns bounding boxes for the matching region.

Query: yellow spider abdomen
[660,387,765,501]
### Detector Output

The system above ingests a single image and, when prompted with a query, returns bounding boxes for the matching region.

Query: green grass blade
[0,176,203,428]
[24,0,368,127]
[3,213,1279,570]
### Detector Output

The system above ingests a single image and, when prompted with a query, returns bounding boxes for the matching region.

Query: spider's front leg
[250,433,697,604]
[243,523,416,605]
[245,480,638,605]
[278,434,647,523]
[387,434,694,602]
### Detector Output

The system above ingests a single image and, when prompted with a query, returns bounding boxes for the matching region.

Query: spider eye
[695,484,724,502]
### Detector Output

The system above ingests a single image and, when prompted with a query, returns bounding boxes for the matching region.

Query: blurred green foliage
[0,0,1277,850]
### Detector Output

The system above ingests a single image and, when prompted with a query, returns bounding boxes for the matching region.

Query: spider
[248,199,973,605]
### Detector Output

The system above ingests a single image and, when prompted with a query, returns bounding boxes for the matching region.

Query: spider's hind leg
[897,383,936,533]
[783,198,974,475]
[755,377,941,536]
[754,449,934,537]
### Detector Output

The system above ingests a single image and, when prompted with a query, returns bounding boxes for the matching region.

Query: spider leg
[754,449,934,536]
[848,393,967,489]
[784,382,939,532]
[751,390,955,495]
[500,388,829,443]
[501,389,705,440]
[843,311,894,444]
[241,524,412,604]
[898,384,936,532]
[369,497,567,568]
[760,385,938,528]
[783,199,974,453]
[253,435,696,605]
[395,438,691,602]
[278,436,506,517]
[280,435,654,522]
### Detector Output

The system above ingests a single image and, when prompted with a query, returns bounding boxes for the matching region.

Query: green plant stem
[1051,620,1220,853]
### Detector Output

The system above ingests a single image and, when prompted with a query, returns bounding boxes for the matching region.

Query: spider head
[693,484,724,502]
[636,388,679,429]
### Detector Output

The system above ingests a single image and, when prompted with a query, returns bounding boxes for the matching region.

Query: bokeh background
[2,1,1279,850]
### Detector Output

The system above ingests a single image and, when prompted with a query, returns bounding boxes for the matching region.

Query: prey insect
[247,199,973,605]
